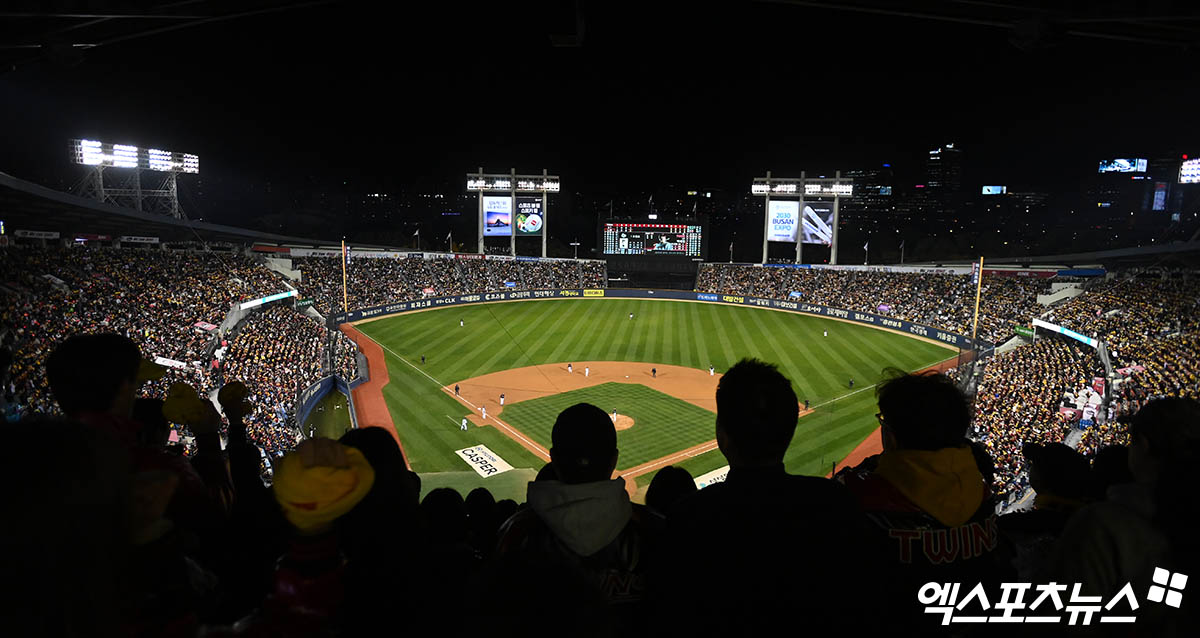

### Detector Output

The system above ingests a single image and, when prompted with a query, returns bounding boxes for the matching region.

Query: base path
[340,323,410,468]
[450,361,814,497]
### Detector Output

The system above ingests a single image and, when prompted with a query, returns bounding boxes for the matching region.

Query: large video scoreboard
[602,223,703,256]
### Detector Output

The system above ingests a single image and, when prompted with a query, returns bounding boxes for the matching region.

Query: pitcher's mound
[613,415,635,431]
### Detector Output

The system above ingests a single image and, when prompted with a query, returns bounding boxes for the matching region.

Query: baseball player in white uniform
[568,363,573,373]
[585,366,590,378]
[499,393,505,406]
[461,417,468,431]
[611,409,617,422]
[460,319,464,327]
[824,330,828,337]
[709,365,714,376]
[481,406,487,421]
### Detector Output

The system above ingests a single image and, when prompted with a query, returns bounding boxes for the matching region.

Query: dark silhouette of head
[876,370,970,451]
[715,358,798,467]
[1023,442,1092,500]
[1090,445,1133,496]
[46,333,142,418]
[340,426,418,507]
[132,398,170,448]
[646,465,697,515]
[1128,397,1200,484]
[550,403,618,484]
[421,487,468,543]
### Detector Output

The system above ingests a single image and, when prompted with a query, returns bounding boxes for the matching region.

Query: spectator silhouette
[48,334,233,543]
[835,370,1004,628]
[665,358,883,634]
[214,438,375,637]
[998,443,1093,580]
[1090,444,1134,498]
[644,465,696,517]
[1,418,132,636]
[1047,398,1200,634]
[491,403,661,634]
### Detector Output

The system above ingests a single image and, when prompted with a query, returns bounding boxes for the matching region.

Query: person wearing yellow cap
[273,438,375,534]
[227,439,375,635]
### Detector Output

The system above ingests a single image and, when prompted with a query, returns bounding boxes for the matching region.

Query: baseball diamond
[347,297,956,502]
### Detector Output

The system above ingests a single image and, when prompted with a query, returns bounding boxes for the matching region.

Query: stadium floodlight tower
[752,171,853,265]
[467,168,560,257]
[70,139,199,219]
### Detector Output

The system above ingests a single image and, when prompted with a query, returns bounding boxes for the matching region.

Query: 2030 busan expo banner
[331,289,987,350]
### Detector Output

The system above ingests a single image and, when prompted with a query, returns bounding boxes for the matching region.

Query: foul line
[357,331,549,460]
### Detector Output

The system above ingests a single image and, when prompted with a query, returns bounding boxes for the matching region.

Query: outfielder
[460,417,468,431]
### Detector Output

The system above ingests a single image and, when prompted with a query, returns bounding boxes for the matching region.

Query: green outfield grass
[303,391,354,440]
[500,382,716,470]
[355,298,955,500]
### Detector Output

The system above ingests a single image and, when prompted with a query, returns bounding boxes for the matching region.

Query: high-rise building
[924,143,964,221]
[841,165,895,230]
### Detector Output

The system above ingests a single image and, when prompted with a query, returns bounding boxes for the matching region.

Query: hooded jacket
[494,478,662,606]
[836,447,1004,591]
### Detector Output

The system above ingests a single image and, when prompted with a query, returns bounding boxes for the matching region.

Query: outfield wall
[329,288,991,351]
[295,375,359,431]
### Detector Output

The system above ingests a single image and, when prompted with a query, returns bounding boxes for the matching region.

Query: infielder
[709,365,714,376]
[585,366,590,378]
[568,363,573,373]
[611,409,618,422]
[499,393,505,406]
[460,417,468,431]
[481,405,487,420]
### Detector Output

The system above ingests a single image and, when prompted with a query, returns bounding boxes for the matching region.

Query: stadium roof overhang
[0,171,393,248]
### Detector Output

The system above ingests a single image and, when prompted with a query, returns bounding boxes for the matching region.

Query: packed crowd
[331,329,361,382]
[220,305,327,457]
[10,340,1197,636]
[1045,275,1200,454]
[0,246,362,460]
[695,264,1045,344]
[970,337,1103,502]
[0,246,290,417]
[294,255,607,315]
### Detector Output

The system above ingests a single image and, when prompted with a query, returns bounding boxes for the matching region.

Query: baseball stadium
[4,2,1200,636]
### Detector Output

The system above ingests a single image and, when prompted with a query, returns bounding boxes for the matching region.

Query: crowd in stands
[1043,274,1200,457]
[331,329,361,382]
[0,246,291,416]
[970,337,1102,502]
[220,305,327,457]
[9,339,1198,636]
[695,264,1045,344]
[0,245,362,460]
[294,255,608,315]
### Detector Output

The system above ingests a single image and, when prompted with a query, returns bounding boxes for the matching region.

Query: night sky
[1,1,1197,225]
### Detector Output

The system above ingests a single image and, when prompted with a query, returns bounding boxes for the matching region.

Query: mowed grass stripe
[500,382,716,470]
[357,299,956,485]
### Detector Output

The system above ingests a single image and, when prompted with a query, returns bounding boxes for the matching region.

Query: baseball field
[344,297,957,503]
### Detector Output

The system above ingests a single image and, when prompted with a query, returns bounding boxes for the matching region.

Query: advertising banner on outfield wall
[334,289,987,350]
